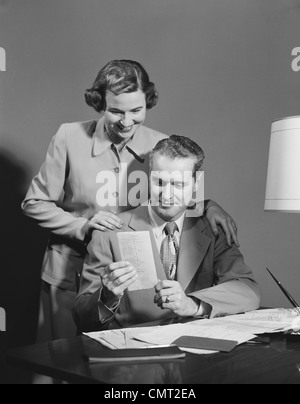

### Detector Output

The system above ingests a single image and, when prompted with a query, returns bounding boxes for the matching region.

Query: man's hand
[100,261,137,307]
[205,203,239,247]
[154,280,199,317]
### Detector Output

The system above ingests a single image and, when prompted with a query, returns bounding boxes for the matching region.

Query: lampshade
[265,116,300,212]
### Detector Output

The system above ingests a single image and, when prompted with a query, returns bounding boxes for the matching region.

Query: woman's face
[104,89,147,140]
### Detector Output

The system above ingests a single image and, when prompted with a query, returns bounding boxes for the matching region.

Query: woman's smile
[117,123,134,133]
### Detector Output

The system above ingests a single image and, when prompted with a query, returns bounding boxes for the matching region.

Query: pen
[266,267,300,315]
[127,344,177,349]
[244,340,269,346]
[144,344,177,349]
[244,336,270,346]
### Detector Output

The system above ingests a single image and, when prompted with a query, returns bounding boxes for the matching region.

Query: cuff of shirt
[97,288,121,324]
[76,218,91,243]
[193,299,212,318]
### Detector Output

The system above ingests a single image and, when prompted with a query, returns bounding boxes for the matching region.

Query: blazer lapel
[127,206,167,281]
[92,118,112,157]
[177,217,211,292]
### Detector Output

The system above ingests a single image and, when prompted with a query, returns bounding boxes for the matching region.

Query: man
[73,135,260,332]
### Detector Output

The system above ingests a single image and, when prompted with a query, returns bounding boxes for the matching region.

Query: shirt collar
[148,202,186,240]
[92,117,145,159]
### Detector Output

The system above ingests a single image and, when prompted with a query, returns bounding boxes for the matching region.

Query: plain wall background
[1,0,300,381]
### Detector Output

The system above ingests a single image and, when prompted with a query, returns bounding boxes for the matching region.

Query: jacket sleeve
[21,124,89,242]
[189,228,261,318]
[73,229,118,332]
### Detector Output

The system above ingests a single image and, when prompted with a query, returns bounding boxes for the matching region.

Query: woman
[22,60,238,341]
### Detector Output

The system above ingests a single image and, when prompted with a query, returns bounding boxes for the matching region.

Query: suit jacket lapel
[127,205,167,281]
[177,217,211,292]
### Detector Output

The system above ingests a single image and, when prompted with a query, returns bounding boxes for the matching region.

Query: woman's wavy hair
[85,60,159,113]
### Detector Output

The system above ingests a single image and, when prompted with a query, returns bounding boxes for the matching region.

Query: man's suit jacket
[74,205,261,332]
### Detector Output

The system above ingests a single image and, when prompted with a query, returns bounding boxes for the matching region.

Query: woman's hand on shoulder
[89,210,123,232]
[206,204,239,247]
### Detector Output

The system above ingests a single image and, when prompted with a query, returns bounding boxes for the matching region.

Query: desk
[5,332,300,384]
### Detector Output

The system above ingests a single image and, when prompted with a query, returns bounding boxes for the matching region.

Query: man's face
[150,154,200,221]
[104,90,147,140]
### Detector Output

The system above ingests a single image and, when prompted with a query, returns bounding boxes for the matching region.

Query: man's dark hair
[150,135,205,177]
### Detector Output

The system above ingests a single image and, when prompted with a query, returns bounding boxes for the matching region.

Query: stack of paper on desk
[134,319,254,353]
[217,308,300,334]
[84,320,252,355]
[84,308,300,355]
[84,321,251,355]
[84,327,162,350]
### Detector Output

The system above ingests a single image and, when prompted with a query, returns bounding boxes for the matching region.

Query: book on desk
[87,345,185,363]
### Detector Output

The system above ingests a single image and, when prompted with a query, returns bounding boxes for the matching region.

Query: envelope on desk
[173,336,238,353]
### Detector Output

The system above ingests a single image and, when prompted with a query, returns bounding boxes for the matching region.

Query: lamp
[264,116,300,329]
[265,116,300,213]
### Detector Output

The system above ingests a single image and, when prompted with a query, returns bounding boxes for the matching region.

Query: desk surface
[6,331,300,384]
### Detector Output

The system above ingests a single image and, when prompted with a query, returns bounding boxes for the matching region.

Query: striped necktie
[160,222,179,280]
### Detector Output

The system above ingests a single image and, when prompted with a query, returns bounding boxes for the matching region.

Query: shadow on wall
[0,148,49,384]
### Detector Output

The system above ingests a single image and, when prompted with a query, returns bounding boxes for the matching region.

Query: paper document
[117,231,158,291]
[219,308,300,333]
[135,319,255,348]
[84,309,300,356]
[84,320,254,356]
[84,326,162,349]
